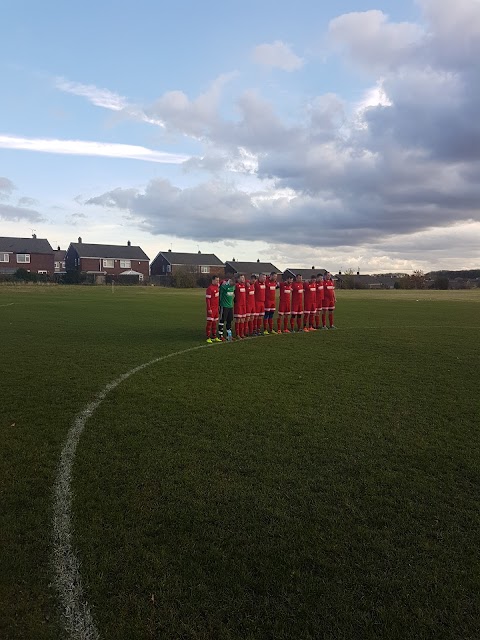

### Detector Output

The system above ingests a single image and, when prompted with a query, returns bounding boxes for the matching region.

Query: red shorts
[304,301,316,314]
[291,302,303,315]
[278,301,291,315]
[255,301,265,316]
[265,304,276,312]
[323,297,335,310]
[316,297,324,311]
[207,309,219,322]
[234,304,246,319]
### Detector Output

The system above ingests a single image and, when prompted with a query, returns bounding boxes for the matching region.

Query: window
[103,259,114,268]
[120,260,131,268]
[17,254,30,263]
[200,266,210,273]
[38,270,48,275]
[54,261,60,269]
[0,253,9,262]
[166,265,171,273]
[62,261,65,268]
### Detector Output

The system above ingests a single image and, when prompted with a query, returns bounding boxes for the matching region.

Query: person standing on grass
[219,276,235,341]
[234,274,247,339]
[245,274,257,337]
[290,273,304,332]
[277,275,293,333]
[303,274,318,331]
[254,273,267,335]
[322,272,336,329]
[264,272,278,334]
[315,273,324,329]
[205,275,221,343]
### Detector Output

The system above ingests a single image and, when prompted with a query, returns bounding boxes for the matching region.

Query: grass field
[1,285,479,639]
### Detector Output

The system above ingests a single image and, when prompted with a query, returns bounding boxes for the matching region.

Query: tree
[172,267,197,288]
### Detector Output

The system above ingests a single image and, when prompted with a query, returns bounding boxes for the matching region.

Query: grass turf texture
[1,286,479,639]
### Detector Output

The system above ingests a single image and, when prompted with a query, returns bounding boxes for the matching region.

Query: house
[225,260,281,278]
[150,250,225,277]
[65,238,149,283]
[0,235,54,275]
[283,267,327,281]
[54,247,67,275]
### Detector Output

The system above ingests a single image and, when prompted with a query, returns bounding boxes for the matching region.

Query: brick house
[54,247,67,275]
[225,260,281,279]
[150,250,225,277]
[0,235,54,275]
[65,238,150,283]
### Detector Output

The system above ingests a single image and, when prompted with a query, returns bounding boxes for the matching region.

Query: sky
[1,0,480,273]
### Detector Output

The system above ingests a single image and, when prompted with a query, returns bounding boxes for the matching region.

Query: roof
[0,237,54,254]
[284,268,327,279]
[54,250,66,260]
[225,261,280,274]
[120,269,143,276]
[69,243,149,260]
[153,251,224,266]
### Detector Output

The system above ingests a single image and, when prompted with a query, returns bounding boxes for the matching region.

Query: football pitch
[1,285,479,640]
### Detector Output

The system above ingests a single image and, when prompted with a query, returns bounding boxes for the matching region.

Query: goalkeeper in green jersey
[219,277,235,341]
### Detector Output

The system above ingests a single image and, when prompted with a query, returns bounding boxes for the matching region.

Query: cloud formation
[251,41,304,71]
[0,177,44,222]
[42,2,480,266]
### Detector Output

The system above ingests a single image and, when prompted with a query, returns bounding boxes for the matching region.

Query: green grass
[1,285,480,639]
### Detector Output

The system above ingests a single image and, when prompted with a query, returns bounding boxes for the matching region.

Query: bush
[15,268,37,282]
[172,268,197,288]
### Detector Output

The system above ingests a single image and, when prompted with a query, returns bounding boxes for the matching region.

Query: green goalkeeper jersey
[219,282,235,308]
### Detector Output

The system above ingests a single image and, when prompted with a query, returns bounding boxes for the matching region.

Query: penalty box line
[52,342,222,640]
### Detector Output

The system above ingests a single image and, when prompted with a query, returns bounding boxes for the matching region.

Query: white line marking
[0,302,14,307]
[52,343,211,640]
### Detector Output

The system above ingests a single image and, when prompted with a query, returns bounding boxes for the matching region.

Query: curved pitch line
[0,302,14,307]
[52,343,213,640]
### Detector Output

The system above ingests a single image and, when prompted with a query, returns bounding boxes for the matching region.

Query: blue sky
[1,0,479,272]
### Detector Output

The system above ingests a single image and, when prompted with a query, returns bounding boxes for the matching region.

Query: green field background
[1,286,479,639]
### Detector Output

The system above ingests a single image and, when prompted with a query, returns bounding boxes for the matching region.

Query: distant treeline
[428,270,480,279]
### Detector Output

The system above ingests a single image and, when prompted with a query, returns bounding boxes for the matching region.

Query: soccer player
[254,273,267,335]
[245,274,257,337]
[219,276,235,340]
[234,274,247,339]
[303,274,318,331]
[315,273,324,329]
[322,272,336,329]
[277,275,293,333]
[264,272,278,334]
[290,273,304,332]
[205,275,221,343]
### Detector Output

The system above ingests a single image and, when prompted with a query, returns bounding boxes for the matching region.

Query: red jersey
[265,278,277,311]
[246,281,256,314]
[323,278,335,300]
[254,280,266,303]
[279,282,292,314]
[291,281,304,314]
[316,279,324,308]
[234,282,247,318]
[304,280,317,313]
[205,283,219,319]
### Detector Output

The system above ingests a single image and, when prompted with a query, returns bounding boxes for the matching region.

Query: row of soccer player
[205,272,336,342]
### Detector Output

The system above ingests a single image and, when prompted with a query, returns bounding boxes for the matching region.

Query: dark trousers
[219,307,233,335]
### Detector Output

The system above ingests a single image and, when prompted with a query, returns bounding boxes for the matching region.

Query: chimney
[78,237,82,243]
[168,248,172,252]
[127,240,131,246]
[198,250,201,254]
[311,266,315,270]
[357,271,360,276]
[257,258,260,263]
[57,245,60,251]
[339,271,342,275]
[232,257,235,262]
[32,233,37,239]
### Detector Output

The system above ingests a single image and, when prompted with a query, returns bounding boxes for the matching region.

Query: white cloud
[0,176,15,199]
[329,10,423,72]
[54,77,165,127]
[0,135,189,164]
[251,41,304,71]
